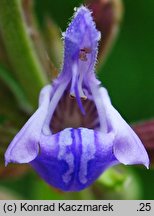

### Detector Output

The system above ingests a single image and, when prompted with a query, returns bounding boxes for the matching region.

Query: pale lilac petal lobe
[5,85,52,165]
[98,87,149,168]
[113,127,150,168]
[38,84,52,106]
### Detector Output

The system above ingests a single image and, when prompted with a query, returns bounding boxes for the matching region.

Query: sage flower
[5,6,149,191]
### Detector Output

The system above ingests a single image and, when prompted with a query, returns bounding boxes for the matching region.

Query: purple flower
[5,6,149,191]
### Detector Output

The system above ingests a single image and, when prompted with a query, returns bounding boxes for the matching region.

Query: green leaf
[0,65,32,113]
[0,0,48,107]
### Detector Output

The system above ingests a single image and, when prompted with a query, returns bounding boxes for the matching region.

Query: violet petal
[99,87,149,168]
[5,85,51,165]
[31,128,118,191]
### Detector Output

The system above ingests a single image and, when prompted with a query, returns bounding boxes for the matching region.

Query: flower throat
[50,88,100,134]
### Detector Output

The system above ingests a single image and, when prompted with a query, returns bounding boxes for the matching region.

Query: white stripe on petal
[79,128,96,184]
[58,129,74,184]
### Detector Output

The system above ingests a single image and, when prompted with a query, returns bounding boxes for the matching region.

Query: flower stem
[0,0,48,107]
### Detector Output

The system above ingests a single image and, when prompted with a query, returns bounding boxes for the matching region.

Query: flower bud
[133,119,154,166]
[85,0,123,67]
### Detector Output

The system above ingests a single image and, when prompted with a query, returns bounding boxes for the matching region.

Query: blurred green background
[0,0,154,199]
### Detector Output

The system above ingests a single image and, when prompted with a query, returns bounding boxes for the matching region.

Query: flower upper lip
[42,7,103,135]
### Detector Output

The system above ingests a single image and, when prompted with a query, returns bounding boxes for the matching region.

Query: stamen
[43,81,69,135]
[81,96,87,100]
[74,83,86,115]
[70,64,78,96]
[78,70,87,100]
[69,94,76,99]
[70,64,86,115]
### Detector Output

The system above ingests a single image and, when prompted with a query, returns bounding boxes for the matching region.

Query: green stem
[0,65,33,113]
[0,0,48,107]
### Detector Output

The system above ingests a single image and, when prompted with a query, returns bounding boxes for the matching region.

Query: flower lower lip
[31,127,118,191]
